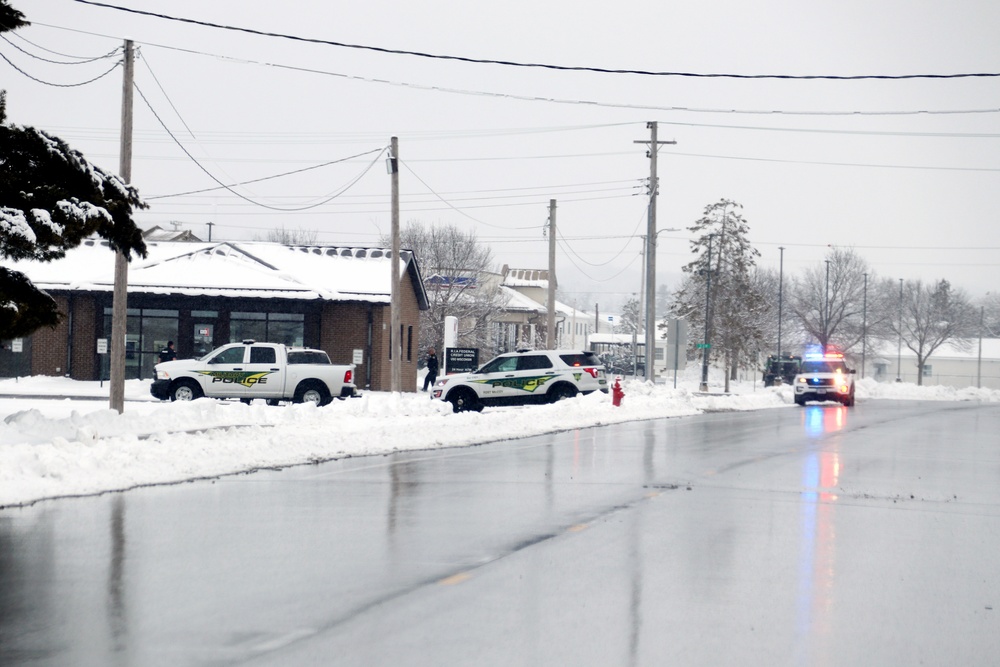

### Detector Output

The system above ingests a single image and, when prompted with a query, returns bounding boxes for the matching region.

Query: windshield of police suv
[800,360,848,374]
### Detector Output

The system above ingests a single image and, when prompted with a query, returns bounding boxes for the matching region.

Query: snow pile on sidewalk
[0,374,996,508]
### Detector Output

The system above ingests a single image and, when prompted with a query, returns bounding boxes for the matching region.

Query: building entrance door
[194,323,215,358]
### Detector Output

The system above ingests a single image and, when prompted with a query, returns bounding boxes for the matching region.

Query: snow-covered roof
[873,338,1000,362]
[142,225,203,242]
[498,285,546,313]
[502,267,550,289]
[589,332,643,344]
[4,240,428,307]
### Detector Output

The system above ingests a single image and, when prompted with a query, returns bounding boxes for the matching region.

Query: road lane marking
[438,572,472,586]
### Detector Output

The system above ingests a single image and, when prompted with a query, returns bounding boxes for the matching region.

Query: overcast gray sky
[3,0,998,310]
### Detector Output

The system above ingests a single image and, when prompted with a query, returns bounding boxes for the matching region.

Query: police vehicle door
[243,345,281,399]
[515,354,557,396]
[200,345,251,398]
[475,355,521,400]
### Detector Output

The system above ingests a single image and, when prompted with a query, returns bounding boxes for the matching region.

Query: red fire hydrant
[612,377,625,407]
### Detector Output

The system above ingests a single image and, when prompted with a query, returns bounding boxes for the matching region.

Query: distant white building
[493,266,611,351]
[869,338,1000,389]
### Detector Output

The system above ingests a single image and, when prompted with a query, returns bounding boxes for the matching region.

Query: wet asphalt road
[1,400,999,666]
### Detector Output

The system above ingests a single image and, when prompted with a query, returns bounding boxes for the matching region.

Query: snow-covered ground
[2,370,998,509]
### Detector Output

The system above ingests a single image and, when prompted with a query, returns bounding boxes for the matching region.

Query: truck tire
[294,381,331,406]
[170,379,203,402]
[793,394,805,406]
[547,383,578,403]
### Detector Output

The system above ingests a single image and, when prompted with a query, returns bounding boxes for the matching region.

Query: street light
[777,247,785,357]
[824,259,830,347]
[896,278,904,382]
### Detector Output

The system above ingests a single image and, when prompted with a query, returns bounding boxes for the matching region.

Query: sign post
[666,319,689,389]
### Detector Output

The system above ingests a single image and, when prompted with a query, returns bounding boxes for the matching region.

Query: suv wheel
[794,394,805,406]
[548,383,578,403]
[448,388,481,413]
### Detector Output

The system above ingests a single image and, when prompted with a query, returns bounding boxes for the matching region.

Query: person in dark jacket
[422,347,439,391]
[159,341,177,363]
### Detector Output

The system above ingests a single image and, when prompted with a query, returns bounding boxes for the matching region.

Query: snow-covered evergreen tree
[668,199,765,391]
[1,1,147,339]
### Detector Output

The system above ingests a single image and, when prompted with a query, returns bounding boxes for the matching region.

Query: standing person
[422,347,439,391]
[159,340,177,363]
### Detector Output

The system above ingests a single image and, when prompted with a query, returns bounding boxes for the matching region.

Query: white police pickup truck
[150,340,357,405]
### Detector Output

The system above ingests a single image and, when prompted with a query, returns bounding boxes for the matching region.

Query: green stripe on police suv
[471,374,556,393]
[195,370,275,387]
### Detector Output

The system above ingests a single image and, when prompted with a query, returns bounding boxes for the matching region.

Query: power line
[555,209,645,268]
[0,34,120,64]
[133,81,389,211]
[31,22,1000,117]
[70,0,1000,80]
[399,158,544,230]
[0,49,121,87]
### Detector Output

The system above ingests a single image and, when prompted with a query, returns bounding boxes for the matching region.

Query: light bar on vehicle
[804,352,844,361]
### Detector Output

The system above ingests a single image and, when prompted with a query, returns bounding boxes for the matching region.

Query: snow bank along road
[1,375,998,508]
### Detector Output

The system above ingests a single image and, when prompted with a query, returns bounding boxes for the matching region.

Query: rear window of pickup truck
[287,351,332,365]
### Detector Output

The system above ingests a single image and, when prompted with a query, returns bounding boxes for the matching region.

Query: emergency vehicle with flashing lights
[432,348,608,412]
[792,350,856,406]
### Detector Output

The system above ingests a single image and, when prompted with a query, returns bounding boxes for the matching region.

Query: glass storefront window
[102,308,178,380]
[231,312,304,347]
[231,312,267,344]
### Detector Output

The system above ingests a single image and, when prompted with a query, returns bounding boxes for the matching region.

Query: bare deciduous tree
[382,222,506,365]
[892,279,978,385]
[789,247,897,365]
[255,225,318,245]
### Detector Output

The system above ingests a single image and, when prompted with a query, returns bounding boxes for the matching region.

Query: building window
[922,364,932,377]
[230,312,304,347]
[102,307,178,380]
[407,325,413,361]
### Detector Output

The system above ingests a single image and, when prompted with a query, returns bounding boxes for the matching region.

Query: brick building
[0,240,428,392]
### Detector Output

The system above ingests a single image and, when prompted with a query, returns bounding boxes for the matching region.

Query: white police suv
[793,350,856,407]
[432,349,608,412]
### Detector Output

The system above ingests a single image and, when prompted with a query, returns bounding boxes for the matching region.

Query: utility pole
[977,305,984,388]
[546,199,557,349]
[389,136,401,392]
[634,121,676,382]
[109,39,134,414]
[862,273,868,378]
[206,221,214,242]
[699,233,714,392]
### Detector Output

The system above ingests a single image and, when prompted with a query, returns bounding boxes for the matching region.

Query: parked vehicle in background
[763,353,801,386]
[151,340,357,405]
[432,349,608,412]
